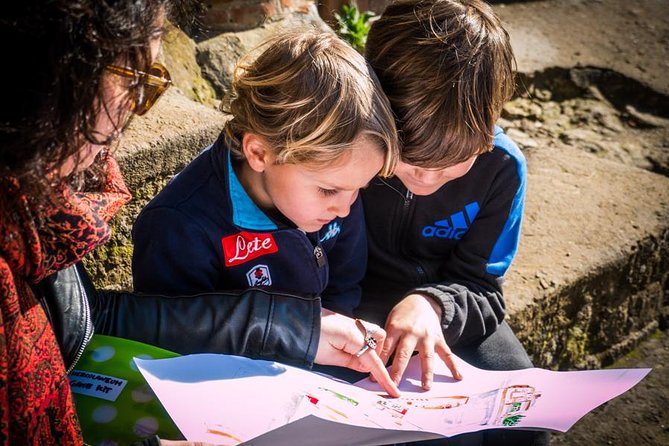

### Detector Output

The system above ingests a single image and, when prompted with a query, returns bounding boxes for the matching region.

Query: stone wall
[82,90,228,290]
[202,0,315,32]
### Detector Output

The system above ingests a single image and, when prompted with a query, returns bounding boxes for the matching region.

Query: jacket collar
[222,146,278,231]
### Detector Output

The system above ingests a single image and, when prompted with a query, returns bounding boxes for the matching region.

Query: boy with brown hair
[132,29,402,396]
[359,0,550,443]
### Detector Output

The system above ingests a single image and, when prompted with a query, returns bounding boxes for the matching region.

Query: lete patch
[222,231,278,266]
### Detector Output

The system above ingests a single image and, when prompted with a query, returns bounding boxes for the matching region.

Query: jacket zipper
[398,188,413,252]
[298,228,327,268]
[415,264,427,282]
[313,245,326,267]
[297,228,328,292]
[399,189,428,284]
[404,189,414,208]
[67,272,94,374]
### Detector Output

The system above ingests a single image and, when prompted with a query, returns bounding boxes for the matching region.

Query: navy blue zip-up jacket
[132,135,366,316]
[358,127,525,347]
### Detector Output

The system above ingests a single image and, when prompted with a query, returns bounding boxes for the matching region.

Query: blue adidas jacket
[132,135,366,316]
[358,127,525,347]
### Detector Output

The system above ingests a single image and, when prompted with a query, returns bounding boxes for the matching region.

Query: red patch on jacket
[222,232,278,266]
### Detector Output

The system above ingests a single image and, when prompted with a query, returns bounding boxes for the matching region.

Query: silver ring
[354,319,379,357]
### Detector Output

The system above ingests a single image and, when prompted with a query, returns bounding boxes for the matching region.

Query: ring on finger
[354,319,379,357]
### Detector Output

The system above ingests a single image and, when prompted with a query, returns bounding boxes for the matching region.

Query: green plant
[334,3,376,52]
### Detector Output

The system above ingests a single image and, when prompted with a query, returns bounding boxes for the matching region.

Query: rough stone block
[506,145,669,369]
[83,90,228,290]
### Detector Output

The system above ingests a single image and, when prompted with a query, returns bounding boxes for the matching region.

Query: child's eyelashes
[318,187,339,196]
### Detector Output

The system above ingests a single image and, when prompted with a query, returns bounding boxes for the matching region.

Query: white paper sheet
[135,353,649,445]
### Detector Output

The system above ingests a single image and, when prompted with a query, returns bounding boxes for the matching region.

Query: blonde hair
[366,0,516,168]
[222,28,398,176]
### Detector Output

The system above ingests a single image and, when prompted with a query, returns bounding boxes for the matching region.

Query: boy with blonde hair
[360,0,549,443]
[132,29,401,396]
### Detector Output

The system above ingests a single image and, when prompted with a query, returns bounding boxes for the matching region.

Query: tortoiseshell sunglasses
[105,62,172,116]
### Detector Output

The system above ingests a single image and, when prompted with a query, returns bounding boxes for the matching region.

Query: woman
[0,2,177,442]
[0,1,395,443]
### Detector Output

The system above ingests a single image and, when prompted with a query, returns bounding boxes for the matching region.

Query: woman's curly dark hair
[0,0,197,199]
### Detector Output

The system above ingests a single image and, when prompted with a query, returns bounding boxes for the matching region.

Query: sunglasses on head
[105,62,172,116]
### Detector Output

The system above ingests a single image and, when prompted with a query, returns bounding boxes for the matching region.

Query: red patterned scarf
[0,154,130,444]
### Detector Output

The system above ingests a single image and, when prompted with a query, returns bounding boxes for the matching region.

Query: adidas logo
[421,202,480,240]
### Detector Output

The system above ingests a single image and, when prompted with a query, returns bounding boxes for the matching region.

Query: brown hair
[365,0,516,168]
[223,28,398,176]
[0,0,196,200]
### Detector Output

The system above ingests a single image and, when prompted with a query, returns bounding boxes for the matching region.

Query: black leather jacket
[37,263,321,372]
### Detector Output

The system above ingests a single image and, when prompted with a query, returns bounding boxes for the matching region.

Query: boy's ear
[242,133,272,173]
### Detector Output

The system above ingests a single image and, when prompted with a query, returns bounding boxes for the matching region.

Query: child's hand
[316,309,401,398]
[382,294,462,390]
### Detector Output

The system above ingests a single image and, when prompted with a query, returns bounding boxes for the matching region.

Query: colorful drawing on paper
[135,353,651,446]
[368,383,540,430]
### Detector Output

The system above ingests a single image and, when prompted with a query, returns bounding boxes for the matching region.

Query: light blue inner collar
[227,152,278,230]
